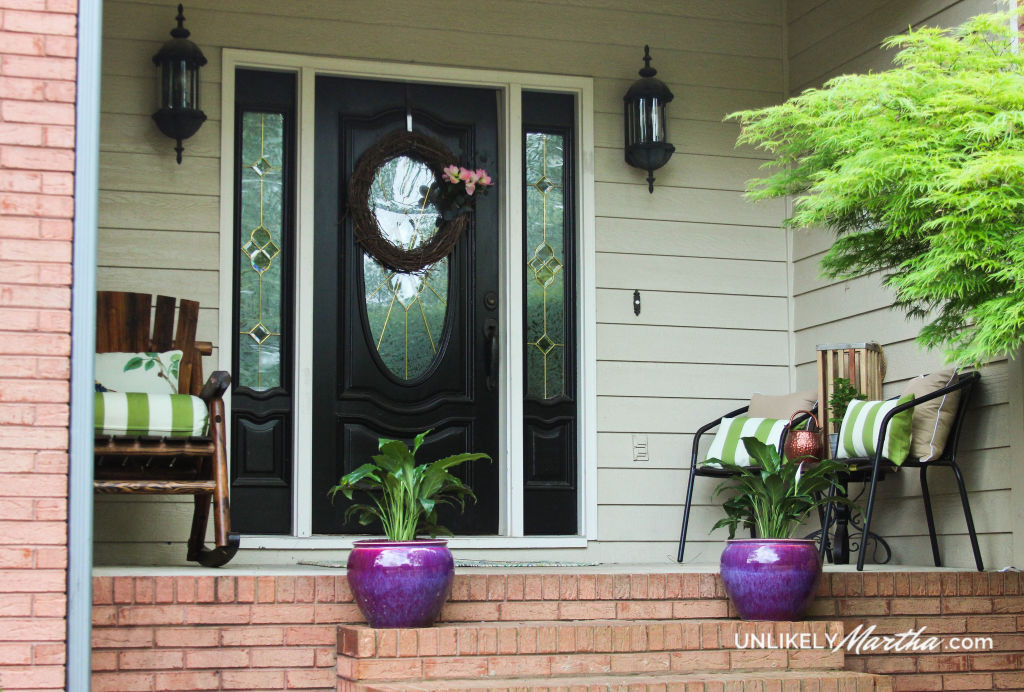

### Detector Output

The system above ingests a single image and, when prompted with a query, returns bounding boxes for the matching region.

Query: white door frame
[219,49,596,549]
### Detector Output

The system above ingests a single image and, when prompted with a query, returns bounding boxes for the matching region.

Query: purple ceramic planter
[346,539,454,628]
[720,538,822,621]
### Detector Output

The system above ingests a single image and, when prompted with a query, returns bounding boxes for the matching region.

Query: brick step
[337,620,846,683]
[437,574,733,623]
[340,670,893,691]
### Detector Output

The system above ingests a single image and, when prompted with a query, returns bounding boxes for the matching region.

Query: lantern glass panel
[626,97,669,146]
[159,60,199,111]
[187,65,200,110]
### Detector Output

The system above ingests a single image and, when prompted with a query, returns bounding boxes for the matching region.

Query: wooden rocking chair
[93,292,239,567]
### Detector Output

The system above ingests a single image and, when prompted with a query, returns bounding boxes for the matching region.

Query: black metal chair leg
[818,484,836,562]
[857,459,885,572]
[951,462,985,571]
[919,464,942,567]
[677,462,699,562]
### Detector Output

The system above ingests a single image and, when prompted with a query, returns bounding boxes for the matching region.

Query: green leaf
[144,360,155,371]
[123,357,143,372]
[328,430,490,540]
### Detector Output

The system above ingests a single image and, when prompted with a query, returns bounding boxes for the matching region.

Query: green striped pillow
[94,392,209,438]
[837,395,915,465]
[704,416,788,467]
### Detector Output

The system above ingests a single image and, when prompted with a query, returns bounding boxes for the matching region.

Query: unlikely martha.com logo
[735,624,995,655]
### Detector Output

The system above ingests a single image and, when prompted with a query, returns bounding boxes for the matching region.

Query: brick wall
[92,571,1024,691]
[0,0,77,690]
[91,575,354,691]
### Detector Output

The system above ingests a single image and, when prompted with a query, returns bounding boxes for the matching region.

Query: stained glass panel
[237,111,285,390]
[363,156,449,381]
[524,133,566,400]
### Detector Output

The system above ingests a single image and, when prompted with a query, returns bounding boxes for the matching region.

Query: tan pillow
[901,370,960,462]
[748,390,817,420]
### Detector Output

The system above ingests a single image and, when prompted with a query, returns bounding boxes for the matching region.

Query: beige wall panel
[98,229,219,271]
[103,36,224,81]
[598,324,789,366]
[597,289,787,330]
[863,489,1009,537]
[594,115,766,159]
[793,310,927,365]
[597,504,728,543]
[880,534,1010,570]
[102,74,222,120]
[535,0,782,23]
[597,432,692,470]
[598,361,788,401]
[105,8,781,95]
[100,151,219,195]
[99,191,218,232]
[596,218,786,262]
[596,182,786,227]
[792,253,830,293]
[598,395,747,435]
[101,113,221,159]
[792,227,834,262]
[789,0,961,89]
[787,0,826,24]
[107,0,783,62]
[97,267,219,308]
[598,468,721,506]
[794,337,942,375]
[793,276,897,331]
[593,79,780,120]
[595,148,766,192]
[787,0,893,56]
[597,253,787,296]
[807,1,1000,91]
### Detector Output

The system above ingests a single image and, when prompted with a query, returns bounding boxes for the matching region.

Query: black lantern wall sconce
[623,45,675,193]
[152,4,207,164]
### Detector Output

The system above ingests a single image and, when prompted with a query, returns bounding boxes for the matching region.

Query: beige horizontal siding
[95,0,793,565]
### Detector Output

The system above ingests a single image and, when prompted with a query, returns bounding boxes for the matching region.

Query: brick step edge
[339,670,894,691]
[339,620,845,659]
[338,650,846,683]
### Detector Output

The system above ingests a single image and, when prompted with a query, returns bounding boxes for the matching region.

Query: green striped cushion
[94,392,209,437]
[704,416,788,467]
[837,395,915,465]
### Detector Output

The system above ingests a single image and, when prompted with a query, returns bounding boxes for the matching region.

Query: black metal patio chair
[676,406,813,562]
[819,370,982,572]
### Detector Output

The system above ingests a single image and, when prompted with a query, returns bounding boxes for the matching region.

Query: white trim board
[218,49,597,544]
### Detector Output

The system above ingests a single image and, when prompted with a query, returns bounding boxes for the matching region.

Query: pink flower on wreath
[460,167,480,195]
[442,165,461,184]
[474,169,492,187]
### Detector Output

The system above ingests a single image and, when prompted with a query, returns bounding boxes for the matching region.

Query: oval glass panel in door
[363,155,450,381]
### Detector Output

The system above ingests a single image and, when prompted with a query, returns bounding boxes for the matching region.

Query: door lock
[483,291,498,311]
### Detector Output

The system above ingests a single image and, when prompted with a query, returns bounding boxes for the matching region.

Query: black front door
[312,77,500,535]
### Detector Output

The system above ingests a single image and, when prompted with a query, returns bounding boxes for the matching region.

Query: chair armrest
[691,404,749,469]
[198,370,231,403]
[195,341,214,356]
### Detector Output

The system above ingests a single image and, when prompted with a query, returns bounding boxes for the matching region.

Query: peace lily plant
[710,438,853,621]
[328,430,490,541]
[708,437,851,539]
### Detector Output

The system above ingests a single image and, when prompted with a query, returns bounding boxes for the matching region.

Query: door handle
[484,318,498,392]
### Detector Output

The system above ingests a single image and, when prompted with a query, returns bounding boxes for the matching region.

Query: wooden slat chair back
[96,292,204,394]
[94,291,239,567]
